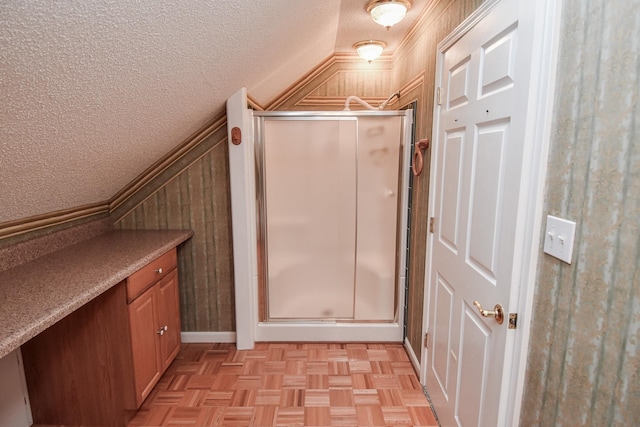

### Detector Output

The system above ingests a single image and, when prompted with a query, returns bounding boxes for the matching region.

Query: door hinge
[436,87,442,105]
[508,313,518,329]
[424,332,429,348]
[429,217,435,233]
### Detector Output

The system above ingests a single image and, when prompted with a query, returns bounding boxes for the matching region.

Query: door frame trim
[420,0,562,425]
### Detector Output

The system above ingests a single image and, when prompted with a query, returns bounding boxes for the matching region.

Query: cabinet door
[157,270,181,370]
[128,285,162,406]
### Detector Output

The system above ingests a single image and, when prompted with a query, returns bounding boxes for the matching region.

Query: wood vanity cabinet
[22,248,181,427]
[126,249,181,406]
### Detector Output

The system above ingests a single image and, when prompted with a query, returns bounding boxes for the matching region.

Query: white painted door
[424,0,558,425]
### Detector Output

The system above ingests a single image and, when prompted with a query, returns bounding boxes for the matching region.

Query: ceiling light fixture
[354,40,386,63]
[367,0,412,30]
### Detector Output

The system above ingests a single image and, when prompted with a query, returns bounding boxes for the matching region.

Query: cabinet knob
[155,268,163,274]
[156,328,165,336]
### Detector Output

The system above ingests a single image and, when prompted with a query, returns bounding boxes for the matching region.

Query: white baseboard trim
[404,337,421,374]
[181,331,236,343]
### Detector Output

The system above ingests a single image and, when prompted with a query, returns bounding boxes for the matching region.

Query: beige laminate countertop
[0,229,193,359]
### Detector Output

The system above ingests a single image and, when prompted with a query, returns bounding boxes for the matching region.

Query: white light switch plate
[543,215,577,264]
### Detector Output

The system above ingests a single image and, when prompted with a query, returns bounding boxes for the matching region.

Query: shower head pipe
[343,90,401,111]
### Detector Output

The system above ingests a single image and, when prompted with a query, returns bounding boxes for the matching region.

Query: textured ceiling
[0,0,427,223]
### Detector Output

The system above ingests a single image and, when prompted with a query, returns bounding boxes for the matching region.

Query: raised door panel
[157,269,181,370]
[128,285,162,407]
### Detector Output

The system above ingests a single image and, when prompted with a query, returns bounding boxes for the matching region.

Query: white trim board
[181,332,236,343]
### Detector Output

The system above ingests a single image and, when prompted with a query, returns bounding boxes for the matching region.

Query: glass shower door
[263,118,357,319]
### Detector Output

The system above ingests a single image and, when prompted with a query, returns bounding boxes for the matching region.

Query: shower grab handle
[412,139,429,176]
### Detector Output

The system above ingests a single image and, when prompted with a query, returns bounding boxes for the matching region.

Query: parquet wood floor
[128,342,439,426]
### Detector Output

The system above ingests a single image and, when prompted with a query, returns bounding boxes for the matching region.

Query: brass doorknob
[473,301,504,324]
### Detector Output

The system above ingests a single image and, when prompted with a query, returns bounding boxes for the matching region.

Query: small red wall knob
[231,127,242,145]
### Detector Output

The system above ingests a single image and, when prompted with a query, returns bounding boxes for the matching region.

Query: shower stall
[227,89,412,347]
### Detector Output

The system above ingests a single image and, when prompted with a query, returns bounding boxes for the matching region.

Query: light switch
[543,215,577,264]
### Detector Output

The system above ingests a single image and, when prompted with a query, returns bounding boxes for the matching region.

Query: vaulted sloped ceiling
[0,0,427,223]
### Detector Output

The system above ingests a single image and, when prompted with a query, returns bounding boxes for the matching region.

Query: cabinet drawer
[126,249,177,302]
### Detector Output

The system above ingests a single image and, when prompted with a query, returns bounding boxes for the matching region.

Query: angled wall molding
[0,203,109,242]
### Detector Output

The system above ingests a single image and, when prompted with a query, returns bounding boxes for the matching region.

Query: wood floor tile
[251,405,277,426]
[304,406,331,426]
[328,374,352,388]
[377,388,404,406]
[307,373,329,389]
[349,360,372,373]
[352,372,375,389]
[279,388,305,407]
[186,374,218,389]
[230,388,257,406]
[306,361,329,375]
[166,373,189,391]
[275,406,304,426]
[127,342,438,426]
[222,407,254,426]
[408,405,439,426]
[202,391,232,407]
[329,406,358,426]
[282,374,306,388]
[355,405,386,426]
[353,388,380,405]
[262,373,284,389]
[255,389,281,406]
[372,373,401,389]
[304,389,330,406]
[381,406,413,425]
[371,360,394,374]
[402,389,432,406]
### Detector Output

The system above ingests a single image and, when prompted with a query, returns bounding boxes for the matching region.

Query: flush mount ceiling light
[367,0,412,29]
[354,40,386,63]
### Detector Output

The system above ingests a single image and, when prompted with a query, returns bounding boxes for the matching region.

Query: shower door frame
[227,87,413,348]
[252,110,413,343]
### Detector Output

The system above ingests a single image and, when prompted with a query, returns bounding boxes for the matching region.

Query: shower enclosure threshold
[255,321,404,342]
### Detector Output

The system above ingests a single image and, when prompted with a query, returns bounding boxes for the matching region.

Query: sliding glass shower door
[263,118,357,319]
[258,114,402,321]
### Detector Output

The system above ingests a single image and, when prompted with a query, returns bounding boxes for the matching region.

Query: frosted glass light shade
[354,40,386,63]
[367,0,411,29]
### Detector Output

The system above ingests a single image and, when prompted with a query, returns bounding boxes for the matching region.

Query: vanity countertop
[0,229,193,359]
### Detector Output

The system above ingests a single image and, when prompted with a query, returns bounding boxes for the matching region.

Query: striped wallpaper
[115,131,235,332]
[522,1,640,425]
